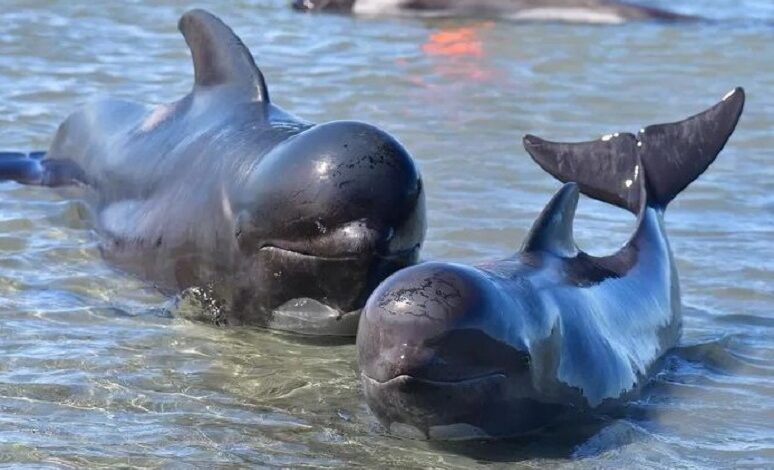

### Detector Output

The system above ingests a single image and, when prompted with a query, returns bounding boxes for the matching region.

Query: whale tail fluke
[523,87,745,213]
[0,152,85,187]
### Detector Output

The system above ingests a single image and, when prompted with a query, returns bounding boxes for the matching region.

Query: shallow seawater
[0,0,772,468]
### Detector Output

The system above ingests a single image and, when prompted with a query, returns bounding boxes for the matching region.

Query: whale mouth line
[257,244,420,262]
[364,372,506,386]
[253,243,420,336]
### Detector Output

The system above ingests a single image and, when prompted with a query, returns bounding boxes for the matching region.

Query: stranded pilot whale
[356,88,745,439]
[292,0,690,24]
[0,9,425,336]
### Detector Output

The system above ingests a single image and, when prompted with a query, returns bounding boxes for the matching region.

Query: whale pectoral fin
[523,87,745,212]
[0,151,46,185]
[0,152,85,187]
[522,183,579,257]
[178,9,269,101]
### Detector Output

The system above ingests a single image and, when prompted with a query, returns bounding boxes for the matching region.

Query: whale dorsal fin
[178,9,269,101]
[522,183,579,257]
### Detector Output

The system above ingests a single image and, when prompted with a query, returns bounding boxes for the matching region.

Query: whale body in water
[293,0,691,24]
[0,9,426,336]
[356,88,744,438]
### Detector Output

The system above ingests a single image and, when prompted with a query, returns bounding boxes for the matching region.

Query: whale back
[178,9,269,101]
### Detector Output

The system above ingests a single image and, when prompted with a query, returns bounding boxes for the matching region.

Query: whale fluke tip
[722,86,744,102]
[522,134,541,147]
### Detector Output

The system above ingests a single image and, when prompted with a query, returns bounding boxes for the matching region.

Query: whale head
[172,10,425,336]
[356,261,564,438]
[233,120,425,336]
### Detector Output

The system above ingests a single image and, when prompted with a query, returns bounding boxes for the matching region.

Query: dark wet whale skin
[1,10,425,335]
[357,88,744,438]
[358,197,677,437]
[293,0,691,22]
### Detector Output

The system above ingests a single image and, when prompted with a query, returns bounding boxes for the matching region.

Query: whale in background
[356,88,744,439]
[292,0,692,24]
[0,9,426,336]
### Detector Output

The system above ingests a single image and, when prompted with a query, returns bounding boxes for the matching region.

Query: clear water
[0,0,772,468]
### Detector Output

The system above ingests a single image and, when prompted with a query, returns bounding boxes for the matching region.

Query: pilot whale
[356,88,744,439]
[292,0,690,24]
[0,9,425,336]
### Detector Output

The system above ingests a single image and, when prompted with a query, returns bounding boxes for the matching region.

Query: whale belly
[508,7,625,24]
[353,0,405,15]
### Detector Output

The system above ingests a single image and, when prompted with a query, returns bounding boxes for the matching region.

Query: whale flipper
[0,152,85,187]
[178,9,269,101]
[523,87,745,212]
[522,182,579,257]
[0,152,45,185]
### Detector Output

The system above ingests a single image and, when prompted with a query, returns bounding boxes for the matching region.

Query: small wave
[674,335,774,377]
[572,420,651,459]
[715,313,774,328]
